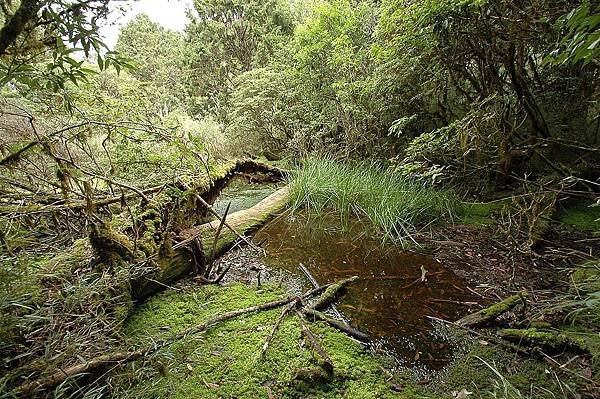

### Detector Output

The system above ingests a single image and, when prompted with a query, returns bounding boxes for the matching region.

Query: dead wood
[132,187,290,300]
[297,266,367,341]
[261,299,300,359]
[497,328,592,354]
[194,262,232,284]
[298,312,334,375]
[299,263,347,322]
[302,308,370,342]
[191,192,259,251]
[206,201,231,277]
[308,276,359,311]
[456,292,527,327]
[19,282,334,396]
[0,184,166,216]
[293,367,333,383]
[299,262,320,288]
[428,313,585,385]
[18,349,147,397]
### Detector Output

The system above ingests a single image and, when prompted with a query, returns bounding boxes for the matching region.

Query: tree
[185,0,294,119]
[0,0,129,91]
[375,0,596,183]
[116,13,187,116]
[546,1,600,65]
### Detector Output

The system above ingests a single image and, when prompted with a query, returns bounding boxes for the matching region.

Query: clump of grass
[287,157,461,244]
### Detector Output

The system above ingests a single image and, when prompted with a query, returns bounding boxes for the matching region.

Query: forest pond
[214,179,481,373]
[212,176,282,215]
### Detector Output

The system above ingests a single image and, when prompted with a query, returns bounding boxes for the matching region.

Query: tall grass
[287,157,461,244]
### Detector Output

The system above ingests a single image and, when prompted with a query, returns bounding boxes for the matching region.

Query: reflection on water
[254,212,480,372]
[211,177,280,215]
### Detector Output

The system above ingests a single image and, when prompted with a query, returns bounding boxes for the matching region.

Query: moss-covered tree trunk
[131,186,289,299]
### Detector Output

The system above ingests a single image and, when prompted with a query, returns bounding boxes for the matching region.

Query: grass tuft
[287,157,461,244]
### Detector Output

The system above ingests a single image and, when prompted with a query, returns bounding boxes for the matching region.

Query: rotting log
[456,292,527,327]
[497,328,594,354]
[131,186,290,300]
[187,186,290,260]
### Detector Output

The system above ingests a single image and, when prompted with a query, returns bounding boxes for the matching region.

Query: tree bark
[0,0,40,56]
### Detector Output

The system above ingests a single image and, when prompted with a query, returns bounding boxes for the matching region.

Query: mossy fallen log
[497,328,597,354]
[456,292,527,327]
[191,186,290,260]
[131,187,290,299]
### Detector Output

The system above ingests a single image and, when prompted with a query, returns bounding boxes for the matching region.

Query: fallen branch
[456,292,527,327]
[206,201,231,277]
[308,276,359,311]
[261,299,299,359]
[18,295,298,396]
[303,308,369,342]
[298,312,334,375]
[191,193,259,252]
[497,328,592,354]
[20,281,333,395]
[298,263,344,321]
[0,184,166,216]
[293,367,333,383]
[428,316,597,384]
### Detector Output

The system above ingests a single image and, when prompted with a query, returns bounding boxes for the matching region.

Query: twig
[297,311,334,375]
[302,308,369,342]
[206,201,231,278]
[261,299,299,359]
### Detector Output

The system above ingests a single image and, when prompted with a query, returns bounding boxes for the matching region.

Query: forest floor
[104,199,600,399]
[2,166,598,398]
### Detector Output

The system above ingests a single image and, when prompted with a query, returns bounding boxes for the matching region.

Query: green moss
[89,222,134,263]
[571,261,600,292]
[310,276,359,310]
[458,293,526,327]
[555,200,600,232]
[499,328,585,348]
[480,293,526,317]
[111,282,420,398]
[438,340,580,398]
[460,200,505,226]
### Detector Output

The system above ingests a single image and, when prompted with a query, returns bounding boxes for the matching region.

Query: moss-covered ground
[110,282,416,398]
[555,200,600,233]
[103,278,600,399]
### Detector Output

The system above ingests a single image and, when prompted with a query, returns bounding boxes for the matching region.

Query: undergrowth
[106,282,412,399]
[287,157,461,244]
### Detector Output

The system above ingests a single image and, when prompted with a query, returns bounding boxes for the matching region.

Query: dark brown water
[254,212,481,373]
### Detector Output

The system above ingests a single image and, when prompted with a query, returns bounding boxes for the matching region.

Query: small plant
[551,261,600,327]
[476,357,528,399]
[287,157,461,244]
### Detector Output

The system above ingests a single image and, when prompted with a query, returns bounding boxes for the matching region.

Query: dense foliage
[1,0,599,398]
